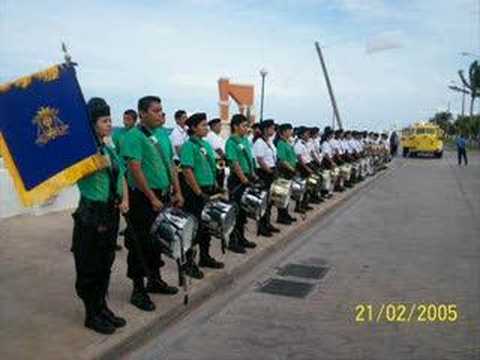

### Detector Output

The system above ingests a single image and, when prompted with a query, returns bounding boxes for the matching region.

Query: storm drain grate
[278,264,329,280]
[257,279,314,298]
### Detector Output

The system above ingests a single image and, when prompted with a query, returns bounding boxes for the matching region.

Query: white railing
[0,158,79,219]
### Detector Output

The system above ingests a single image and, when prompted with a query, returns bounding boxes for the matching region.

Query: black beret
[278,123,293,132]
[87,97,110,123]
[259,119,275,130]
[323,126,333,135]
[208,118,221,127]
[297,126,310,136]
[186,112,207,129]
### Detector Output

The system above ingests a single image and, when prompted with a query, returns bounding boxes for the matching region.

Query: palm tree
[458,60,480,118]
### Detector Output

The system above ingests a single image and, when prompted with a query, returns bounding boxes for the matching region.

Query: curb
[96,167,392,360]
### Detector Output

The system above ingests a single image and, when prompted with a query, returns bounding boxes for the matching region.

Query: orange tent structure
[218,78,255,136]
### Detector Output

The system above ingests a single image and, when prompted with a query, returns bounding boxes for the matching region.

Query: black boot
[267,222,280,233]
[101,304,127,328]
[199,255,225,269]
[100,277,126,328]
[228,230,246,254]
[146,276,179,295]
[199,242,224,269]
[184,250,204,279]
[257,222,273,237]
[277,208,293,225]
[239,227,257,248]
[83,296,116,335]
[130,278,156,311]
[277,213,292,225]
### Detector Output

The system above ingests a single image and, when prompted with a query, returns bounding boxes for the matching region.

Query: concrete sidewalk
[0,166,391,360]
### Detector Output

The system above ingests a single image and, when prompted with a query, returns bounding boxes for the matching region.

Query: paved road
[131,152,480,360]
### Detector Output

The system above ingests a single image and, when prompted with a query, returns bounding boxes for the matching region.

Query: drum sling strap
[99,145,121,204]
[189,136,217,186]
[138,126,172,184]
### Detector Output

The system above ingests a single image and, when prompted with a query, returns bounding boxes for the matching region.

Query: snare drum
[291,176,307,201]
[201,199,237,239]
[306,173,322,197]
[150,208,198,260]
[240,187,268,220]
[270,178,292,209]
[319,170,333,193]
[340,164,352,182]
[331,167,344,188]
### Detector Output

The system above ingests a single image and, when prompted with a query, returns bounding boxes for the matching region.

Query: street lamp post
[259,68,268,122]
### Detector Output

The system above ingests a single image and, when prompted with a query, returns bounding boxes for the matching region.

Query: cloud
[366,31,405,54]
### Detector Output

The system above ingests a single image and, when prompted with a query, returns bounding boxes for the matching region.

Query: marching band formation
[72,95,392,334]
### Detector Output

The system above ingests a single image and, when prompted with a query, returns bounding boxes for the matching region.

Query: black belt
[129,187,167,197]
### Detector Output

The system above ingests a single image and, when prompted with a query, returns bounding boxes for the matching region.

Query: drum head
[151,208,197,260]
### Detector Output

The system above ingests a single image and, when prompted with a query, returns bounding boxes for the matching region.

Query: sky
[0,0,479,131]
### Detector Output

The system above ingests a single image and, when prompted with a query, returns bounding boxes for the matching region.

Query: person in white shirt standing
[293,127,314,213]
[308,127,323,170]
[253,119,281,236]
[321,127,336,169]
[205,118,227,189]
[307,127,323,203]
[169,110,189,162]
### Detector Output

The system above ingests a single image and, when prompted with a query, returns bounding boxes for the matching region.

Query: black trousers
[71,201,119,316]
[257,168,275,226]
[227,174,248,238]
[458,148,468,165]
[297,165,312,208]
[216,169,225,191]
[183,186,216,259]
[125,188,169,280]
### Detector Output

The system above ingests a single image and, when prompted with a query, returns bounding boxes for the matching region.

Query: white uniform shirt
[308,138,323,163]
[253,137,277,168]
[340,140,350,154]
[294,139,313,163]
[345,139,355,154]
[169,124,188,158]
[358,139,365,152]
[205,131,225,158]
[321,140,334,157]
[330,138,343,155]
[351,139,361,153]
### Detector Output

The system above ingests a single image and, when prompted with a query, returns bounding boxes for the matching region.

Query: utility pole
[259,68,268,122]
[315,42,343,129]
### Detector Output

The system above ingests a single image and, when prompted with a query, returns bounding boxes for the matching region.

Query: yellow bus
[402,123,444,158]
[400,127,414,157]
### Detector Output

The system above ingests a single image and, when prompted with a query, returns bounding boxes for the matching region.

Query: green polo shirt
[112,127,129,153]
[276,139,297,168]
[77,145,125,202]
[153,127,174,168]
[120,126,170,191]
[225,134,254,175]
[180,136,216,187]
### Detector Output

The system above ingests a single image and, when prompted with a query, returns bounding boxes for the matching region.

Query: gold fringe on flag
[0,65,61,94]
[0,133,108,207]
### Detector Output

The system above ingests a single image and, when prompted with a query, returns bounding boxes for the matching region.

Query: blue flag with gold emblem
[0,64,107,206]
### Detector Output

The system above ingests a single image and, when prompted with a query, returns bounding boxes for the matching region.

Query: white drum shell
[150,208,197,260]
